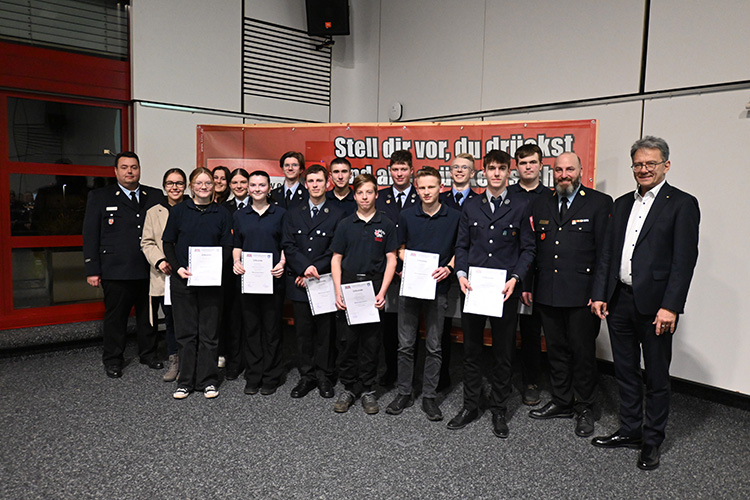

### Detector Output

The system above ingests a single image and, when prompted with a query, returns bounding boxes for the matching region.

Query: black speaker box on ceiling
[306,0,350,36]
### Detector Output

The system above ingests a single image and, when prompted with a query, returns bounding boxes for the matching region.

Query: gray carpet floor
[1,336,748,500]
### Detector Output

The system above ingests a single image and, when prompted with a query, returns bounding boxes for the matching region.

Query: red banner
[197,120,598,190]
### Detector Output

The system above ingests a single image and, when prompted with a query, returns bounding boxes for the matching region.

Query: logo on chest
[374,228,385,242]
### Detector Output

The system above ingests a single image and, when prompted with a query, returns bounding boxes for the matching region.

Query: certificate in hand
[341,281,380,325]
[463,266,507,318]
[164,274,172,305]
[241,252,273,294]
[187,246,223,287]
[400,249,439,300]
[305,273,337,315]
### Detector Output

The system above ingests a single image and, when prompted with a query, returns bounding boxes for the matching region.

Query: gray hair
[630,136,669,161]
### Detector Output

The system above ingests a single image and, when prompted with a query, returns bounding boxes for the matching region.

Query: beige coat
[141,203,170,297]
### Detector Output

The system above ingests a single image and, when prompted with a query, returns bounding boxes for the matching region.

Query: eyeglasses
[451,165,471,171]
[630,161,666,172]
[165,181,185,187]
[193,181,214,188]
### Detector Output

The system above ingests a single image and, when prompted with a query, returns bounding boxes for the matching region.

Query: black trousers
[461,297,519,414]
[292,300,335,384]
[537,303,600,411]
[170,276,222,391]
[337,311,382,397]
[218,274,244,374]
[519,305,543,386]
[607,283,674,446]
[241,291,285,389]
[101,278,156,367]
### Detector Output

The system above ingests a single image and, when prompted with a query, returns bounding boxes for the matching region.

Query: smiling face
[632,147,670,194]
[115,157,140,190]
[164,172,186,204]
[305,170,327,203]
[283,157,302,183]
[248,174,270,203]
[553,152,582,197]
[450,157,474,187]
[212,169,227,194]
[389,162,412,190]
[484,161,510,193]
[230,175,248,199]
[190,172,214,203]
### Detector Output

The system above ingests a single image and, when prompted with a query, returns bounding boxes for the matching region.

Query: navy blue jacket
[281,202,345,302]
[531,187,613,307]
[591,182,699,315]
[375,185,419,227]
[454,190,535,290]
[439,188,479,212]
[271,184,308,210]
[83,183,163,280]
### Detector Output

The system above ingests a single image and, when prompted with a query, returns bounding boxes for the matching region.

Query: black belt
[342,269,380,283]
[617,281,634,293]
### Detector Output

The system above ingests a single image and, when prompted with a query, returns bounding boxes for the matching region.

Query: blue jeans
[396,294,448,399]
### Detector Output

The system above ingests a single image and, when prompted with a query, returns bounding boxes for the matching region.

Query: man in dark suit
[271,151,308,209]
[591,136,700,470]
[83,151,164,378]
[374,149,419,386]
[448,149,535,438]
[509,144,550,406]
[282,165,345,399]
[437,152,479,390]
[527,152,613,437]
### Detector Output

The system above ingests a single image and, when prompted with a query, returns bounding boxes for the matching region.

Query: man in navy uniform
[509,144,550,406]
[439,153,479,211]
[527,152,613,437]
[374,149,419,386]
[591,136,700,471]
[449,149,535,438]
[83,151,164,378]
[271,151,308,209]
[326,157,357,216]
[282,165,345,399]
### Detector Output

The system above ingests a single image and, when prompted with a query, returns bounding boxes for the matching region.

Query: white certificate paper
[400,249,439,300]
[341,281,380,325]
[187,246,223,287]
[164,274,171,305]
[241,252,273,294]
[463,266,507,318]
[305,273,337,315]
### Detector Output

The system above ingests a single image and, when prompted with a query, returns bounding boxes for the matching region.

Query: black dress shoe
[529,401,575,419]
[447,407,479,430]
[591,430,643,449]
[105,366,122,378]
[290,379,317,398]
[638,444,660,470]
[244,381,259,395]
[492,411,509,438]
[141,359,164,370]
[575,409,595,437]
[318,381,334,399]
[422,397,443,421]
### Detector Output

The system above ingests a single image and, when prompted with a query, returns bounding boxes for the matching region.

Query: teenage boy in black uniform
[331,173,398,414]
[385,167,460,421]
[271,151,308,209]
[374,149,419,387]
[449,149,535,438]
[326,157,357,216]
[282,165,345,399]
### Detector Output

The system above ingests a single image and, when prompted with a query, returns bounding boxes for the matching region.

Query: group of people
[82,135,699,471]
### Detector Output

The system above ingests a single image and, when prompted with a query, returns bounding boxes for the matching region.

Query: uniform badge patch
[374,228,385,242]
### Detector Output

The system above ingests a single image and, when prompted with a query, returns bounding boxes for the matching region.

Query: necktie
[455,192,463,205]
[286,189,293,207]
[560,197,568,219]
[238,201,245,210]
[311,206,319,219]
[396,192,404,210]
[491,196,501,212]
[130,191,138,208]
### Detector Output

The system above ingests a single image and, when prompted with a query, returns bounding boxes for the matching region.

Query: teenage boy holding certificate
[162,167,233,400]
[282,165,345,399]
[330,174,398,414]
[449,150,536,437]
[385,167,460,421]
